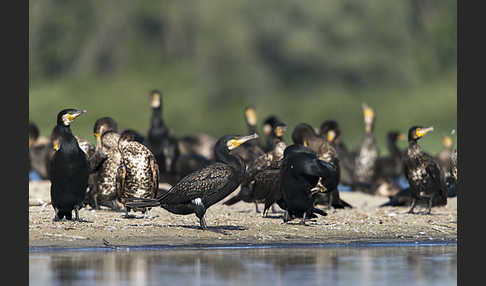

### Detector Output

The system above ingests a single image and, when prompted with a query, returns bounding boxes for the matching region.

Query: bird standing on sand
[49,109,90,221]
[126,134,259,230]
[404,126,448,214]
[117,130,160,217]
[354,103,380,185]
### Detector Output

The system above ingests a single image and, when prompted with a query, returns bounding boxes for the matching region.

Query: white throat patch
[192,198,203,206]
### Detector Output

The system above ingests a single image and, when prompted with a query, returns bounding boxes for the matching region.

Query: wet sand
[29,181,457,249]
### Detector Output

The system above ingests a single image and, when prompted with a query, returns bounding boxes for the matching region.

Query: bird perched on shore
[29,122,51,180]
[49,109,90,221]
[291,123,351,209]
[85,117,122,210]
[354,103,380,186]
[318,120,355,186]
[262,118,287,153]
[146,89,180,182]
[404,126,448,214]
[436,130,456,186]
[279,145,335,224]
[117,130,160,217]
[126,134,259,229]
[223,141,286,214]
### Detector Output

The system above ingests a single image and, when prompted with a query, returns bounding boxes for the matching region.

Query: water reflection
[30,245,457,286]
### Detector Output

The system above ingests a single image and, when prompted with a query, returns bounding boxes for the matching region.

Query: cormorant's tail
[125,197,160,208]
[223,194,242,206]
[335,199,353,209]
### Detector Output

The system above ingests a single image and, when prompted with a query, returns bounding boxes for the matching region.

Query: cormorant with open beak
[126,134,259,230]
[49,109,90,221]
[404,126,448,214]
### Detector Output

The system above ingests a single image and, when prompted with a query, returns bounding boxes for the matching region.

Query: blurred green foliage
[29,0,456,154]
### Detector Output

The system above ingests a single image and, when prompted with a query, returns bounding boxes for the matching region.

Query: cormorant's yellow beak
[443,136,453,148]
[29,137,34,148]
[327,130,336,142]
[227,134,259,150]
[398,133,406,141]
[263,124,272,136]
[303,140,308,147]
[151,93,161,108]
[245,108,257,126]
[94,132,102,150]
[53,140,60,151]
[416,127,434,138]
[275,126,287,137]
[362,103,374,120]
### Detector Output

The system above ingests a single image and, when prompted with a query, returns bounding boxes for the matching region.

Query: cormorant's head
[93,117,118,150]
[319,120,340,143]
[262,115,279,136]
[408,126,434,142]
[215,134,259,153]
[291,123,316,147]
[50,126,62,151]
[150,89,162,109]
[387,131,406,143]
[244,106,257,127]
[29,122,39,148]
[362,103,375,132]
[273,121,287,138]
[57,109,87,127]
[119,129,146,146]
[442,136,453,149]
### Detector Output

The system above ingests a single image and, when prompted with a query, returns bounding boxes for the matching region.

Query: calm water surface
[29,243,457,286]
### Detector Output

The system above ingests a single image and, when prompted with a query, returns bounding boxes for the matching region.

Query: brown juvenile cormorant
[291,123,352,209]
[49,109,90,221]
[279,145,335,224]
[147,89,180,181]
[262,118,287,153]
[117,130,160,217]
[86,117,121,210]
[404,126,448,214]
[353,103,380,186]
[223,141,286,214]
[318,120,355,186]
[125,134,259,229]
[437,132,456,186]
[29,122,51,180]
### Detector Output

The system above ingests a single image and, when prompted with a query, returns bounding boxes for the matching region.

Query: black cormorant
[49,109,90,221]
[116,130,160,217]
[373,131,406,182]
[125,134,259,229]
[262,119,287,153]
[147,89,180,181]
[353,103,380,185]
[404,126,448,214]
[279,145,334,224]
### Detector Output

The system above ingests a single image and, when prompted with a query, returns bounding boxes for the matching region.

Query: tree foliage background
[29,0,457,153]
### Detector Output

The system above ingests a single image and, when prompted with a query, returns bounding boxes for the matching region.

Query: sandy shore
[29,181,457,249]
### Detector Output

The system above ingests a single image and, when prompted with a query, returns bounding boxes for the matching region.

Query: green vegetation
[29,0,456,155]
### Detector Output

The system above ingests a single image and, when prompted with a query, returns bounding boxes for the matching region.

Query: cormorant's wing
[160,163,233,204]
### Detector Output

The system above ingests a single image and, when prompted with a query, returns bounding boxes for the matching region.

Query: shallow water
[29,242,456,286]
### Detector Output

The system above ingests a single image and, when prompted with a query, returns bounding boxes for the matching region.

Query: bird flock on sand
[29,90,457,229]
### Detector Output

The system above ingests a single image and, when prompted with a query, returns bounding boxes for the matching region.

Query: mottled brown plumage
[117,134,159,216]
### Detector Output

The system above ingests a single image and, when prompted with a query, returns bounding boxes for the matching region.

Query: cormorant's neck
[57,124,79,152]
[388,139,401,157]
[216,148,245,176]
[407,140,422,158]
[151,107,166,128]
[247,124,256,135]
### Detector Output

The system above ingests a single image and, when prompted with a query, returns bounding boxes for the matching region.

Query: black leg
[199,216,207,230]
[254,202,260,213]
[299,212,307,225]
[282,210,291,223]
[74,206,80,221]
[407,199,417,214]
[427,197,433,214]
[52,208,61,222]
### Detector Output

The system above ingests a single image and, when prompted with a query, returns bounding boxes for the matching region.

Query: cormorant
[116,130,160,217]
[146,89,180,181]
[231,106,265,164]
[437,132,455,186]
[82,117,121,209]
[122,129,149,147]
[318,120,355,186]
[404,126,448,214]
[125,134,259,229]
[262,115,280,152]
[373,131,406,182]
[354,103,380,185]
[178,133,217,160]
[262,119,287,153]
[49,109,90,221]
[279,145,334,224]
[223,141,286,214]
[291,123,352,209]
[29,122,51,180]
